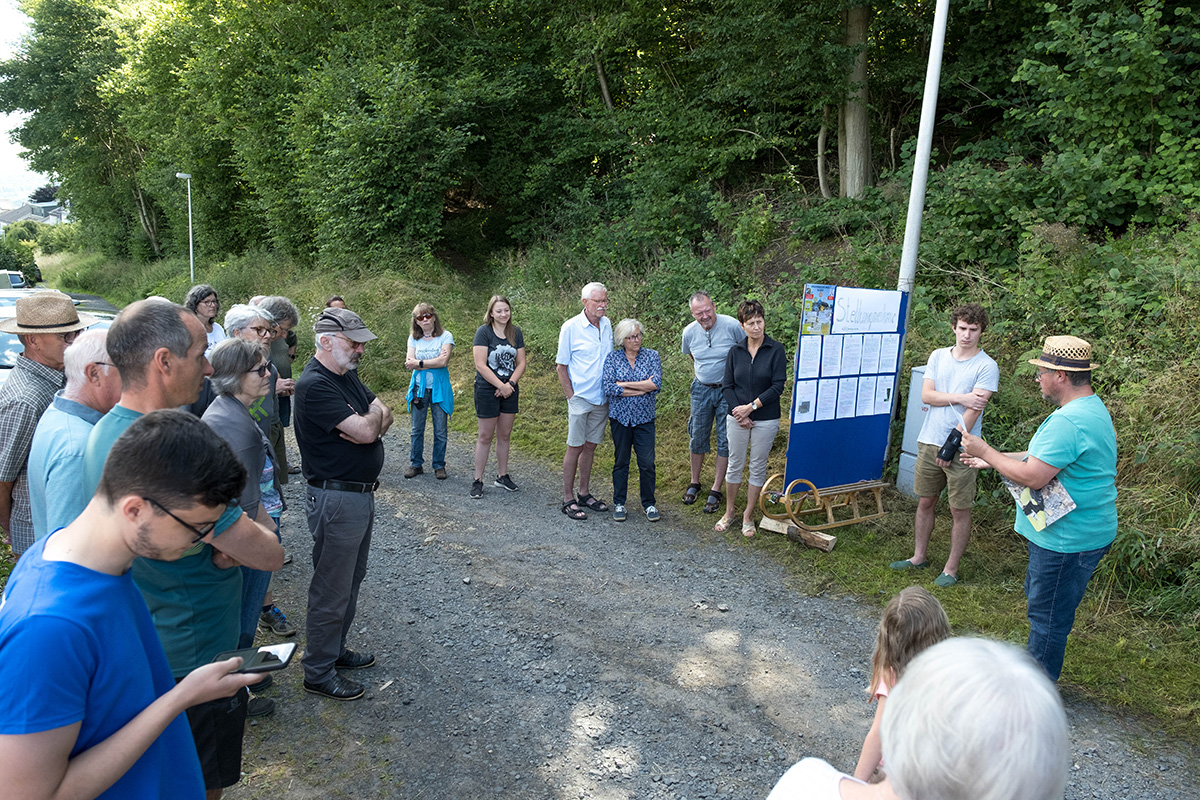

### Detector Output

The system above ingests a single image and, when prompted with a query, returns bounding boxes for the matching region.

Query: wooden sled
[757,474,889,552]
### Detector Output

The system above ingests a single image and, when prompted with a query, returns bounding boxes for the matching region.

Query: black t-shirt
[294,357,385,483]
[472,324,525,389]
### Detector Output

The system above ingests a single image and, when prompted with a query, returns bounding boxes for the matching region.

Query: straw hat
[1027,335,1099,372]
[0,291,99,334]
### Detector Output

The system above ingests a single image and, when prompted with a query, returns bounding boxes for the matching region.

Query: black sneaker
[470,480,484,499]
[493,474,519,492]
[247,694,275,717]
[334,649,376,670]
[304,675,365,701]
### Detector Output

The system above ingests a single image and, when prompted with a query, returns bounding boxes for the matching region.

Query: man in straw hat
[959,335,1116,681]
[0,290,97,555]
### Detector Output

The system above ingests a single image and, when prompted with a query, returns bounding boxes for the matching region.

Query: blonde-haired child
[852,586,951,782]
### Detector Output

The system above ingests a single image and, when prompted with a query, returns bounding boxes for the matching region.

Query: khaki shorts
[566,396,608,447]
[914,442,978,509]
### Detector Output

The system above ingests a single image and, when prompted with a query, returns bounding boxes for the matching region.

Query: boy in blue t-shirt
[0,411,262,799]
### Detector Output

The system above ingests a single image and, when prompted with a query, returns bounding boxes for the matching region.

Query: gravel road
[228,430,1198,800]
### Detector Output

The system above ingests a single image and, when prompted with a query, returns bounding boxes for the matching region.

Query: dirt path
[228,430,1198,800]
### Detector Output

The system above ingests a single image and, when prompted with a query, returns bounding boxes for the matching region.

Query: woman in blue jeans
[602,318,662,522]
[405,302,454,479]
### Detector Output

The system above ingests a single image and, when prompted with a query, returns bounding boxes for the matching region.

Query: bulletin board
[783,285,908,489]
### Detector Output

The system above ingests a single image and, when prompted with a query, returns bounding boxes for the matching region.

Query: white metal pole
[176,172,194,282]
[897,0,951,295]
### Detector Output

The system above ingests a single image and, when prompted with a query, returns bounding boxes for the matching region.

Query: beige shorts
[566,396,608,447]
[914,442,978,509]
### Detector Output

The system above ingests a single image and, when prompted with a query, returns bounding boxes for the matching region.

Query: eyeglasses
[199,298,219,307]
[1035,369,1056,380]
[93,360,113,369]
[247,324,274,337]
[54,330,81,344]
[143,497,217,543]
[415,313,434,322]
[246,363,270,377]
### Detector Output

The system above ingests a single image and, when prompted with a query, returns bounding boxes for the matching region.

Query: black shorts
[181,684,249,789]
[475,382,519,418]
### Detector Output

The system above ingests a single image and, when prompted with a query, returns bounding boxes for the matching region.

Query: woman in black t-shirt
[470,295,526,499]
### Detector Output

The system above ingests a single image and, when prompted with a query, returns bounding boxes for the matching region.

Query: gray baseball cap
[314,308,377,343]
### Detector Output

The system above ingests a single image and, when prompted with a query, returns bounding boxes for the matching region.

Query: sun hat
[1027,335,1099,372]
[0,291,98,334]
[313,307,376,343]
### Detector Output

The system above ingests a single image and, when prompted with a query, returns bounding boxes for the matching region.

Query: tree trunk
[839,5,872,198]
[132,184,162,258]
[817,106,832,199]
[595,56,614,111]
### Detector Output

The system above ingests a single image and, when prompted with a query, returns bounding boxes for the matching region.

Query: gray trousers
[304,486,375,683]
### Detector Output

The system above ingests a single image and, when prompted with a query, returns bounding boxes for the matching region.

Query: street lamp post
[175,172,194,282]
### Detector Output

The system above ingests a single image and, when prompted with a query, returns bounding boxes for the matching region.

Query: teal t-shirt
[84,404,243,675]
[1015,394,1117,553]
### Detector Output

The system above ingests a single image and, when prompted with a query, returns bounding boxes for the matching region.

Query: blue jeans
[410,398,448,469]
[1024,539,1110,681]
[238,515,281,649]
[688,380,730,457]
[611,419,656,508]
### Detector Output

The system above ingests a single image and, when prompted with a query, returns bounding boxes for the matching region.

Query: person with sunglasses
[404,303,454,480]
[0,290,96,556]
[202,340,287,681]
[0,410,265,800]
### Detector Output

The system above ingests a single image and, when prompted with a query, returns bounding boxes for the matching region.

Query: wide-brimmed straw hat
[0,291,98,334]
[1027,335,1099,372]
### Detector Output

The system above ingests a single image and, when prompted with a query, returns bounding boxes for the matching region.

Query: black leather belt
[308,479,379,493]
[700,382,722,389]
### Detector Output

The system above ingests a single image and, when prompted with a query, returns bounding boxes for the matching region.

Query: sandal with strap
[714,515,735,533]
[703,490,723,514]
[577,493,610,513]
[561,501,587,520]
[682,483,702,505]
[742,520,757,538]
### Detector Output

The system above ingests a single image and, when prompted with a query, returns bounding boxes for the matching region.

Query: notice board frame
[783,287,909,489]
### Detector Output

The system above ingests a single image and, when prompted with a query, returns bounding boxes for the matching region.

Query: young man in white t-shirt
[891,303,999,587]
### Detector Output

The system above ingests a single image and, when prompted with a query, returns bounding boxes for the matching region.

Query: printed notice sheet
[820,335,842,377]
[836,377,859,419]
[860,334,882,374]
[875,376,895,415]
[840,334,863,375]
[797,336,821,379]
[879,333,901,374]
[793,380,817,423]
[816,379,838,421]
[856,375,877,416]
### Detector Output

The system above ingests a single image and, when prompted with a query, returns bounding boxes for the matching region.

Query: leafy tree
[28,183,59,203]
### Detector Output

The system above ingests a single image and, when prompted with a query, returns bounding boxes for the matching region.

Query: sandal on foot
[742,521,756,538]
[577,493,609,513]
[561,501,588,520]
[714,515,735,532]
[682,483,702,505]
[703,490,723,514]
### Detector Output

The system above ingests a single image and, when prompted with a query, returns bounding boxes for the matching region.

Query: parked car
[1,271,27,289]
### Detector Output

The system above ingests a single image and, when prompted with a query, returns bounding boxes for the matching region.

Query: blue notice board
[784,286,908,489]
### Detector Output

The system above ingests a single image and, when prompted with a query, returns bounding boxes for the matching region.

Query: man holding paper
[959,335,1116,681]
[891,303,998,587]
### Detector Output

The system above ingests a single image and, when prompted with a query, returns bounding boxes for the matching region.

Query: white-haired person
[765,637,1070,800]
[601,318,662,522]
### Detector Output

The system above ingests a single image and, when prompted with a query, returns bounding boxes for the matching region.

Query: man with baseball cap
[959,335,1116,680]
[0,291,96,555]
[294,307,393,700]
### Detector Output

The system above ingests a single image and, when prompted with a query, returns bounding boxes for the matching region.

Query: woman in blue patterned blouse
[602,319,663,522]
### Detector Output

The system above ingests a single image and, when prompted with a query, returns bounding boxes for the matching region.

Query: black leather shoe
[304,674,365,701]
[334,649,376,670]
[247,695,275,717]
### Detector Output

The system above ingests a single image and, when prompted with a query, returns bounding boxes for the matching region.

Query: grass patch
[17,244,1199,744]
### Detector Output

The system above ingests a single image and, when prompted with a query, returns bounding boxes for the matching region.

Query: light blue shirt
[682,315,745,385]
[1017,393,1118,553]
[28,391,104,541]
[555,311,613,405]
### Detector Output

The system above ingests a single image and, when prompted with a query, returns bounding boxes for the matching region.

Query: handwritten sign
[831,287,903,335]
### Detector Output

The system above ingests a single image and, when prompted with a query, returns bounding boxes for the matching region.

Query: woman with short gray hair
[601,318,662,522]
[202,338,288,658]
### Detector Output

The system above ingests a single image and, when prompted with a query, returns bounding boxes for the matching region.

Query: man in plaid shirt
[0,291,96,555]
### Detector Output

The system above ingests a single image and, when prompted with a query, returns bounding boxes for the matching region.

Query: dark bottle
[937,428,963,462]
